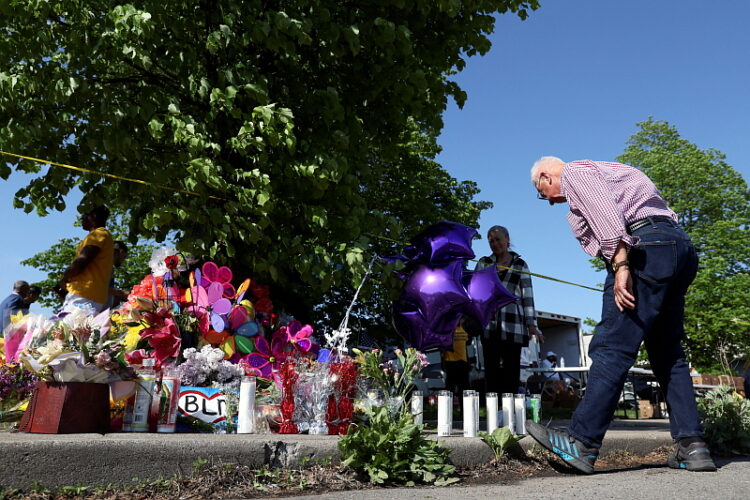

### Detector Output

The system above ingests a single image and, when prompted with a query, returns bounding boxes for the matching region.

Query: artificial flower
[124,349,149,366]
[244,334,287,379]
[280,321,315,353]
[164,255,179,270]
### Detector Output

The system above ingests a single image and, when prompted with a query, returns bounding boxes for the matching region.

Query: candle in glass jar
[463,390,477,437]
[437,390,453,437]
[486,392,498,433]
[411,390,424,425]
[237,376,257,434]
[502,393,515,434]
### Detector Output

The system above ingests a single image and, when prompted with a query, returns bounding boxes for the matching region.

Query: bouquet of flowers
[19,308,134,383]
[353,348,428,417]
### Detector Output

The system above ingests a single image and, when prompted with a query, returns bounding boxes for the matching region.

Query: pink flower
[94,351,111,367]
[281,321,315,353]
[394,349,403,355]
[125,349,149,366]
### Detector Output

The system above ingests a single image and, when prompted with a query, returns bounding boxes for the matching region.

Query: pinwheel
[280,320,315,354]
[198,262,235,299]
[186,280,232,332]
[243,334,288,379]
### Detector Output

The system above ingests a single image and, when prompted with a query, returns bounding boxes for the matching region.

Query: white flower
[324,327,351,351]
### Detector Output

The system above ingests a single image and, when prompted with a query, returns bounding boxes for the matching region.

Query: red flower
[140,315,181,365]
[125,349,149,366]
[164,255,179,270]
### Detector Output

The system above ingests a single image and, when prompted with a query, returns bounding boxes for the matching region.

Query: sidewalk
[0,419,673,489]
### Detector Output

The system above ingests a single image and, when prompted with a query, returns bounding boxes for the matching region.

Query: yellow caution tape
[0,150,224,200]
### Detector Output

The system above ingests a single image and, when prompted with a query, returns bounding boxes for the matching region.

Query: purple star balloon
[460,267,519,327]
[402,261,471,324]
[405,221,478,266]
[392,301,456,351]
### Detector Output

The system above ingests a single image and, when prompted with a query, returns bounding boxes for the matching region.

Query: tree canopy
[617,118,750,371]
[0,1,537,329]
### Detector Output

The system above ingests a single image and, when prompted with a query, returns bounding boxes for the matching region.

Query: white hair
[530,156,565,185]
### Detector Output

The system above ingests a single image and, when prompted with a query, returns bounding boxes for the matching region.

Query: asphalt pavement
[279,457,750,500]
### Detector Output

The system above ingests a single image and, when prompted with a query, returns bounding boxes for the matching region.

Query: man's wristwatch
[612,260,629,273]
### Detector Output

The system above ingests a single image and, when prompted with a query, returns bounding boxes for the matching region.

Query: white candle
[411,391,424,425]
[463,390,477,437]
[237,376,256,434]
[486,392,498,433]
[437,390,453,437]
[502,393,515,434]
[514,393,526,435]
[473,391,479,433]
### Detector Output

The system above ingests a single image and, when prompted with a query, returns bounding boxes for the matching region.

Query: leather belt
[626,216,676,234]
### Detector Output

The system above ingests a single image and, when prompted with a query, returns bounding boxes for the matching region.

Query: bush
[338,406,458,486]
[697,386,750,455]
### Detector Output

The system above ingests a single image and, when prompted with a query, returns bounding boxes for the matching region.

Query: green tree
[616,118,750,372]
[21,215,157,309]
[0,0,535,322]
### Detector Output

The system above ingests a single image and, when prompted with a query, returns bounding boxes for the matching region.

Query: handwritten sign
[178,386,234,424]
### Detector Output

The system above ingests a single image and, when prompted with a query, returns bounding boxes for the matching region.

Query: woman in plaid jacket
[475,225,543,395]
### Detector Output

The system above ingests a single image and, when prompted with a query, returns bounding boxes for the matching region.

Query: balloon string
[365,232,603,293]
[0,150,225,200]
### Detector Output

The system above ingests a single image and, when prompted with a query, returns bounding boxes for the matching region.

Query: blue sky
[437,0,750,326]
[2,0,749,326]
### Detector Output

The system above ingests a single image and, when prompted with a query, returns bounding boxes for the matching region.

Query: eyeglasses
[535,176,548,200]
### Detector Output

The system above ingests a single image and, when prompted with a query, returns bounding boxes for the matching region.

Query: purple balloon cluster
[393,221,518,351]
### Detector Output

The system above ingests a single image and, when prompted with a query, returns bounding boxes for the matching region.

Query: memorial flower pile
[17,308,134,383]
[117,248,277,370]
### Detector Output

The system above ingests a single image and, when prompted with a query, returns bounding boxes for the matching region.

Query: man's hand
[529,325,545,343]
[613,267,635,311]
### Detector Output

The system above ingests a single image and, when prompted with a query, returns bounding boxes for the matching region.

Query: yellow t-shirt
[443,325,469,363]
[67,227,114,304]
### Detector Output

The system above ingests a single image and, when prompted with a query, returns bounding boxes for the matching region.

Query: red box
[19,382,110,434]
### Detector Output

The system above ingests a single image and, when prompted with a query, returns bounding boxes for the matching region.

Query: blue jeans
[569,219,702,448]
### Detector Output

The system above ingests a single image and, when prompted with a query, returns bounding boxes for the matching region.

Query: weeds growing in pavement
[339,405,458,486]
[479,427,524,461]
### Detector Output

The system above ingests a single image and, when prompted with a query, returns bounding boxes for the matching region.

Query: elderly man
[1,281,29,334]
[57,205,114,313]
[525,157,714,474]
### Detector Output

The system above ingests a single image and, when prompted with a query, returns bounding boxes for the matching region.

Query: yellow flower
[10,311,25,325]
[123,325,145,351]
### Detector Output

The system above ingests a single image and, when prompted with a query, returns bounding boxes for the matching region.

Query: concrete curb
[0,420,674,489]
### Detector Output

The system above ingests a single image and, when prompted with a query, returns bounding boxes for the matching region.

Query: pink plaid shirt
[561,160,677,261]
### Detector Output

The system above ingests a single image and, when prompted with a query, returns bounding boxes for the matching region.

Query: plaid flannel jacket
[475,252,538,346]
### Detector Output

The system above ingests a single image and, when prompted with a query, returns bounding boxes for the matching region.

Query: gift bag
[18,381,110,434]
